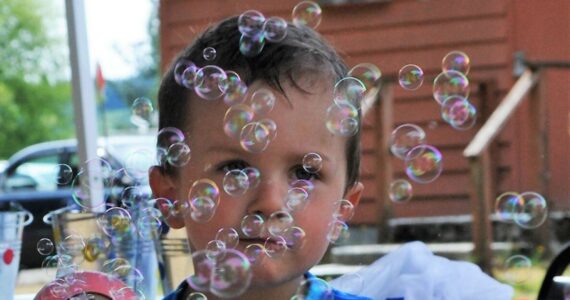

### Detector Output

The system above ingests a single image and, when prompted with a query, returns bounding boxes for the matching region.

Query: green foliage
[0,0,73,159]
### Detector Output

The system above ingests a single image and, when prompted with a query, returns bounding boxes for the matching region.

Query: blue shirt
[162,272,372,300]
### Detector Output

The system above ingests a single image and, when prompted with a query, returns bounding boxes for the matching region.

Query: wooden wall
[159,0,569,224]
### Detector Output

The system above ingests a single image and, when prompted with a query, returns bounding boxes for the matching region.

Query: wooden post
[468,148,494,275]
[376,83,394,243]
[527,72,553,258]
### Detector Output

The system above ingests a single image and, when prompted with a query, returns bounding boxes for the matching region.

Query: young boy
[149,15,513,300]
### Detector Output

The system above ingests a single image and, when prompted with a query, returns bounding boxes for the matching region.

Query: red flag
[95,63,105,92]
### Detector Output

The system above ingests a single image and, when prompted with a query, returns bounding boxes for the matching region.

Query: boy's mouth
[239,237,292,248]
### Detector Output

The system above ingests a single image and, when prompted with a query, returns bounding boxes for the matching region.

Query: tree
[0,0,73,159]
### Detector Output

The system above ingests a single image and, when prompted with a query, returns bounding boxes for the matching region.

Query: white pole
[65,0,104,212]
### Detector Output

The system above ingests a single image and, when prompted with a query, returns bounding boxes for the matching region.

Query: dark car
[0,135,155,269]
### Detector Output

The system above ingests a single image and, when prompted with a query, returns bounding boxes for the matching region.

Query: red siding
[160,0,570,223]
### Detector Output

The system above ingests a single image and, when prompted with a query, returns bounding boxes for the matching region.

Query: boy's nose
[247,177,287,218]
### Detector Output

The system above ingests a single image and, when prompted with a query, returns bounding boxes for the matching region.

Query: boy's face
[151,77,362,289]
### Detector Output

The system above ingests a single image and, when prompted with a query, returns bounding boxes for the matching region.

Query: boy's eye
[218,160,249,173]
[291,165,319,181]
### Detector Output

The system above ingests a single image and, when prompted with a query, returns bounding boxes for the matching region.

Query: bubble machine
[0,203,33,299]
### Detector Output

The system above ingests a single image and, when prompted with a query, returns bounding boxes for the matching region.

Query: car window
[5,154,60,191]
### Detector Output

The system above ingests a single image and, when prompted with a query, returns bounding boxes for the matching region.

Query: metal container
[0,203,33,300]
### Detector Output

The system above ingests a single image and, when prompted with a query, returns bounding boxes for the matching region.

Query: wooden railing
[463,69,540,273]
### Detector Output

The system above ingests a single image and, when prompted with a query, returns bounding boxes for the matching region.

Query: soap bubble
[194,65,228,100]
[238,10,265,37]
[244,243,265,265]
[187,292,208,300]
[389,123,426,160]
[223,169,250,196]
[241,213,265,238]
[433,70,469,104]
[59,234,86,257]
[292,1,322,29]
[289,179,314,194]
[82,236,108,262]
[189,196,217,223]
[495,192,523,222]
[124,148,155,181]
[405,145,443,184]
[242,167,261,189]
[181,64,200,89]
[302,152,323,173]
[267,210,294,237]
[240,121,271,153]
[131,97,154,123]
[333,199,355,222]
[215,228,239,249]
[282,226,306,250]
[120,185,151,208]
[333,77,366,107]
[186,251,214,292]
[97,207,132,238]
[514,191,548,229]
[203,47,217,61]
[348,63,382,92]
[188,179,220,223]
[258,119,277,141]
[224,104,255,140]
[206,240,226,260]
[174,59,195,86]
[263,17,288,42]
[327,219,349,244]
[295,277,333,299]
[223,71,248,106]
[167,142,191,167]
[248,88,276,115]
[264,236,288,259]
[325,102,359,137]
[136,215,162,240]
[37,238,55,256]
[239,33,265,57]
[189,179,220,205]
[441,96,470,124]
[389,179,413,203]
[504,255,532,285]
[157,127,185,150]
[285,188,309,212]
[442,51,470,75]
[210,249,252,298]
[71,158,113,210]
[54,164,74,185]
[398,64,424,90]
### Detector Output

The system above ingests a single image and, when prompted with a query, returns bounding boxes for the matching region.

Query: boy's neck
[180,274,304,300]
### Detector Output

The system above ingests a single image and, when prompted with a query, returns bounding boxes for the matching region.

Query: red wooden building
[159,0,569,233]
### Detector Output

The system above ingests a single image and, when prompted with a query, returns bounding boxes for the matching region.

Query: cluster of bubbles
[387,53,472,202]
[387,123,442,203]
[397,51,476,131]
[238,10,288,57]
[435,51,476,130]
[495,191,548,229]
[37,231,147,298]
[35,137,169,298]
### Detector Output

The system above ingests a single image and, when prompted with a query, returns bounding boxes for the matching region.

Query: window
[5,154,60,191]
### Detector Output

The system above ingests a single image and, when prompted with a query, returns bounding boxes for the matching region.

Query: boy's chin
[248,258,307,288]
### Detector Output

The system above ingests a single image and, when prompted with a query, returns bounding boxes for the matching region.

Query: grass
[494,264,546,300]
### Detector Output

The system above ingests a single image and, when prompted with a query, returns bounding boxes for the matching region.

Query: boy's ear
[149,166,185,229]
[345,182,364,208]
